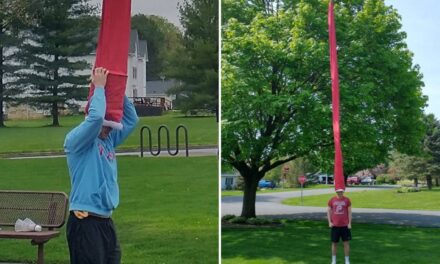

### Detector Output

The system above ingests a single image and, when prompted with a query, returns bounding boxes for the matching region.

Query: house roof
[129,30,139,54]
[129,29,148,61]
[138,40,148,60]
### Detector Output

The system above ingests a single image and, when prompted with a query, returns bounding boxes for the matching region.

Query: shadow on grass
[222,220,440,264]
[259,212,440,227]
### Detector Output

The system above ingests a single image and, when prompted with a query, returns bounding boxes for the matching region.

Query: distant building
[144,80,179,110]
[221,172,240,190]
[126,30,148,99]
[5,29,148,119]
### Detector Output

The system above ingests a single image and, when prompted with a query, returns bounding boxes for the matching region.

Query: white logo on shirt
[333,200,346,215]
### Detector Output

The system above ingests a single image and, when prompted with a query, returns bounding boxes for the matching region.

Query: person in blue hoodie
[64,67,139,264]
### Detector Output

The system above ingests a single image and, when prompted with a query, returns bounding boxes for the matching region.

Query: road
[222,187,440,227]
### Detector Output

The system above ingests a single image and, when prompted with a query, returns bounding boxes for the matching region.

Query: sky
[385,0,440,119]
[89,0,181,27]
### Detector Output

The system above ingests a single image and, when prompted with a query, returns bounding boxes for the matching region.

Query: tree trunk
[52,101,59,126]
[414,178,418,187]
[241,172,259,218]
[435,177,439,187]
[426,175,432,190]
[215,103,219,123]
[52,56,59,126]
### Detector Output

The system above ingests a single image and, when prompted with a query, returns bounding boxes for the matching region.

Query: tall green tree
[222,0,426,218]
[167,0,218,119]
[14,0,97,126]
[0,0,39,127]
[388,151,438,188]
[131,14,183,81]
[423,114,440,188]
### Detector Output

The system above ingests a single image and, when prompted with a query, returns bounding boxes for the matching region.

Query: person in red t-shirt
[327,189,352,264]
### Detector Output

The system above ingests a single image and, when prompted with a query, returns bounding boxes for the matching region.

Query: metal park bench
[0,191,68,264]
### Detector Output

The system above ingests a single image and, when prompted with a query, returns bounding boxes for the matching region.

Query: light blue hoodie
[64,87,139,216]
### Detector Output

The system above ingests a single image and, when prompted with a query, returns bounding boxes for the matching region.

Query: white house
[126,29,148,99]
[221,172,240,190]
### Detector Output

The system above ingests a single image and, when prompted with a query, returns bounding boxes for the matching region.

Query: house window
[225,177,234,185]
[133,67,137,79]
[225,177,234,190]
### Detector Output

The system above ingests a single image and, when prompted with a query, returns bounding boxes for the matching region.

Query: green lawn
[282,188,440,210]
[0,156,218,264]
[222,220,440,264]
[222,185,333,197]
[0,112,217,154]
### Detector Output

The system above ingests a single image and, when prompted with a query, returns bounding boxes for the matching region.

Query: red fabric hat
[85,0,132,130]
[328,0,345,192]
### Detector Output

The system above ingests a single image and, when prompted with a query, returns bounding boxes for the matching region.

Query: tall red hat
[329,0,345,191]
[85,0,132,130]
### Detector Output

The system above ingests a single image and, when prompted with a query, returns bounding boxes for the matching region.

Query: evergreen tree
[424,114,440,188]
[0,0,38,127]
[14,0,97,126]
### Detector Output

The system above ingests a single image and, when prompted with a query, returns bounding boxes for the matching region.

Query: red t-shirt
[328,196,351,227]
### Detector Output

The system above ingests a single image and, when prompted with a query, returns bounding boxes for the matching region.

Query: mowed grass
[0,156,218,264]
[0,112,217,154]
[222,220,440,264]
[222,185,333,197]
[282,188,440,210]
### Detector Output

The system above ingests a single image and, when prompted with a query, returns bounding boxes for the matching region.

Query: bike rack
[140,125,189,157]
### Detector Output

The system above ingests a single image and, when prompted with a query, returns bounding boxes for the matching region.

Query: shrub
[397,179,414,187]
[229,216,247,224]
[376,175,387,184]
[376,174,399,184]
[223,215,281,226]
[222,214,235,221]
[246,217,271,225]
[408,187,421,192]
[396,187,421,193]
[396,187,408,193]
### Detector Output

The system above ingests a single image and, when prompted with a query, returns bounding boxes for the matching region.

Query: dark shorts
[67,212,121,264]
[331,226,352,243]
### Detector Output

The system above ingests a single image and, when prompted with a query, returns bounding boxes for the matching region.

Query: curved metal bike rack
[140,125,189,157]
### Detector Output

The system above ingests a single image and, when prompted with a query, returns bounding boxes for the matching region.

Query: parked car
[259,179,276,189]
[317,174,334,184]
[347,176,361,185]
[306,174,320,184]
[361,176,374,185]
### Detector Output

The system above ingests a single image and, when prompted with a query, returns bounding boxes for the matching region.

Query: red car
[347,176,360,185]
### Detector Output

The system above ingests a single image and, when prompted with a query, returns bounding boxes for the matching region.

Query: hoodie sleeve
[64,87,106,154]
[110,96,139,147]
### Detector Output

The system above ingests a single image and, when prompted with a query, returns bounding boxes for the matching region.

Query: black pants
[67,212,121,264]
